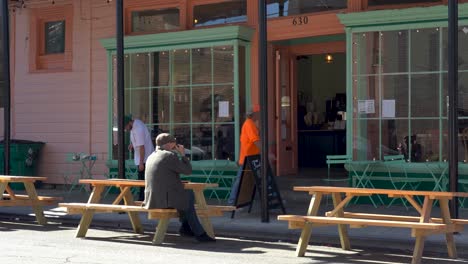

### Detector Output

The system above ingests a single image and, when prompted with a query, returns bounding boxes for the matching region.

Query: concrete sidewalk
[1,183,468,257]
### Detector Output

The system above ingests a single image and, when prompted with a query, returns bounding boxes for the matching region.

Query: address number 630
[292,16,309,26]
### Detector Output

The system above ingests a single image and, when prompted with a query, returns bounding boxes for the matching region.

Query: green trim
[346,28,353,158]
[338,3,468,28]
[100,26,255,51]
[107,52,113,159]
[273,34,346,46]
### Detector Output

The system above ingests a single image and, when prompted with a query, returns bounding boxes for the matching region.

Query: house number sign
[292,16,309,26]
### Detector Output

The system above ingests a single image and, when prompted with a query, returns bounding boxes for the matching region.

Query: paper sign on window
[219,101,230,117]
[358,100,375,114]
[382,100,396,118]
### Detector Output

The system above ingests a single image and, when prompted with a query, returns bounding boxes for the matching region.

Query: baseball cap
[247,104,260,115]
[155,133,176,146]
[124,115,133,125]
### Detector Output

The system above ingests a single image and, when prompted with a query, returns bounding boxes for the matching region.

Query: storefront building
[2,0,468,189]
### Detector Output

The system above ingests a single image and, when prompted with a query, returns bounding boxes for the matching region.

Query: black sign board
[231,154,286,218]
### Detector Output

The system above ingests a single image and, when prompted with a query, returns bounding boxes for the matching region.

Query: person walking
[143,133,215,242]
[124,115,154,201]
[227,105,261,205]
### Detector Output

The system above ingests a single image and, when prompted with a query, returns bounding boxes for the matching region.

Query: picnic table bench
[59,179,234,244]
[0,175,62,225]
[278,186,468,264]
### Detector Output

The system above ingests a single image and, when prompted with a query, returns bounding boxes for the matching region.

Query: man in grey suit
[143,133,215,242]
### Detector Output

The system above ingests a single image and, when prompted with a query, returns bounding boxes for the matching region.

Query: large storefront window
[352,25,468,162]
[193,0,247,27]
[111,45,247,162]
[267,0,347,18]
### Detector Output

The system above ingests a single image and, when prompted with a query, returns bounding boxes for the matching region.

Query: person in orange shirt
[228,105,261,205]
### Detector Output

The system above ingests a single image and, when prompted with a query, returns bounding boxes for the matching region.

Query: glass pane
[411,120,439,162]
[266,0,346,17]
[382,75,408,118]
[352,32,380,76]
[460,25,468,71]
[192,124,213,160]
[45,20,65,54]
[151,124,170,141]
[172,49,190,86]
[459,72,468,116]
[369,0,438,5]
[124,55,131,88]
[442,25,468,71]
[192,86,213,123]
[354,76,380,119]
[125,88,151,122]
[411,74,439,117]
[173,125,191,158]
[215,124,235,160]
[131,8,180,33]
[173,87,190,123]
[151,88,171,124]
[192,48,212,85]
[382,120,408,158]
[213,46,234,83]
[381,30,408,73]
[288,0,347,15]
[238,45,246,120]
[0,19,4,108]
[353,120,379,160]
[194,0,247,27]
[151,51,170,87]
[130,53,150,88]
[214,85,235,122]
[411,28,440,72]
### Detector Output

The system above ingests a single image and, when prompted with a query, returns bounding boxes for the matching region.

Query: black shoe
[195,232,216,242]
[179,223,194,237]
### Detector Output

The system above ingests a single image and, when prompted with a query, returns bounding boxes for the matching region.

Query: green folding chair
[324,155,351,185]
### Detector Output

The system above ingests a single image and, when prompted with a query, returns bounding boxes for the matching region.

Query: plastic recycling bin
[0,139,45,189]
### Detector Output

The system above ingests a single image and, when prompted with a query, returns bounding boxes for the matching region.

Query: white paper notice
[382,100,396,118]
[219,101,229,117]
[358,100,375,114]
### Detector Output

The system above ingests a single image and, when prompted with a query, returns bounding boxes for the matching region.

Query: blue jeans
[227,166,243,205]
[178,191,205,236]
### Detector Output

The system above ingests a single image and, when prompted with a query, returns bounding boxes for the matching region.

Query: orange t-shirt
[239,118,260,165]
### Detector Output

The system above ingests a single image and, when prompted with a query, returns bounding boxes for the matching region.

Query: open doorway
[296,52,347,178]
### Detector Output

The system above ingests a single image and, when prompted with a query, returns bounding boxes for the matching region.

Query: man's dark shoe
[195,232,216,242]
[179,223,194,237]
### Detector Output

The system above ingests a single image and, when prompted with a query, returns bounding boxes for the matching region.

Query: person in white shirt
[124,115,155,201]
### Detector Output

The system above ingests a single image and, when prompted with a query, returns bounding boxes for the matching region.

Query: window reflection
[368,0,438,6]
[112,45,241,161]
[267,0,347,18]
[193,0,247,27]
[131,8,180,33]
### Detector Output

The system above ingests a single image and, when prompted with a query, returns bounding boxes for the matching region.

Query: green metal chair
[459,179,468,208]
[63,152,84,193]
[324,155,351,185]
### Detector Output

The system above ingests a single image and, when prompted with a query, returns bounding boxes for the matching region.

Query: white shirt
[130,119,154,165]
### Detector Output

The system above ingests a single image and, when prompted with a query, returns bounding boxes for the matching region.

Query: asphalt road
[0,219,467,264]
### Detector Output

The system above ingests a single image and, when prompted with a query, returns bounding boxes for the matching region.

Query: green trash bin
[0,139,45,190]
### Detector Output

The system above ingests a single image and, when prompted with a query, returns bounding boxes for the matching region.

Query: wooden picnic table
[60,179,231,244]
[0,175,62,225]
[279,186,468,264]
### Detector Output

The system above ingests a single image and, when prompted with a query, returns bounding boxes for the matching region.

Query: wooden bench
[0,175,62,225]
[61,179,234,244]
[59,202,234,244]
[2,194,62,206]
[278,186,468,264]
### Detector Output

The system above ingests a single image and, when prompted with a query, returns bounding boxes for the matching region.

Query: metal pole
[258,0,269,223]
[448,0,459,218]
[1,0,11,175]
[116,0,125,179]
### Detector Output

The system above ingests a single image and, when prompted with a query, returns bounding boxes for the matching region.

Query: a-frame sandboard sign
[231,154,286,218]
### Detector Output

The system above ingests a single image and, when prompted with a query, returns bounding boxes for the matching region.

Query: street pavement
[0,219,465,264]
[1,177,468,263]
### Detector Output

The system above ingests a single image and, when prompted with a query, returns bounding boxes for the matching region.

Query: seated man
[143,133,215,242]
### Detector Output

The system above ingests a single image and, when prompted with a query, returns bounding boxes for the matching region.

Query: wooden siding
[11,0,111,183]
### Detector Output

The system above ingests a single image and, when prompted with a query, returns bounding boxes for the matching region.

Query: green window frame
[101,26,254,165]
[340,4,468,162]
